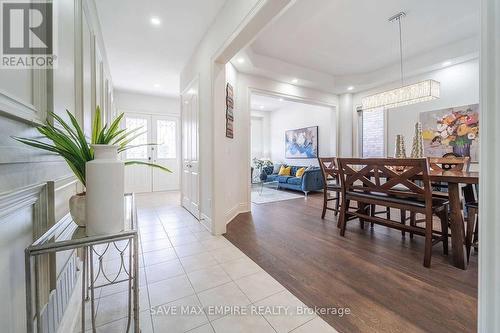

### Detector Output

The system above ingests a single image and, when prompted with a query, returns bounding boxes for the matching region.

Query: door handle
[148,157,152,161]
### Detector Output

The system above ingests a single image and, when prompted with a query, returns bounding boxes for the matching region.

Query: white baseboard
[200,213,212,232]
[225,202,250,225]
[239,201,250,213]
[224,204,240,225]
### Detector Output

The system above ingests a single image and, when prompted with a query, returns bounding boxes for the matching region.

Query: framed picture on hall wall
[419,104,479,162]
[225,83,234,138]
[285,126,319,159]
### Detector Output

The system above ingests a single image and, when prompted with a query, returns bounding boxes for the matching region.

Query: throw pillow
[295,167,305,178]
[278,165,291,176]
[273,164,282,174]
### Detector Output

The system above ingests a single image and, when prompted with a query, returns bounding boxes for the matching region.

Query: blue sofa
[260,165,324,195]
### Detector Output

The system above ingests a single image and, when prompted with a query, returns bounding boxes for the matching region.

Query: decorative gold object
[411,122,425,158]
[394,134,407,158]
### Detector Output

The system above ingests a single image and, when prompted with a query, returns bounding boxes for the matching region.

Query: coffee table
[260,180,279,195]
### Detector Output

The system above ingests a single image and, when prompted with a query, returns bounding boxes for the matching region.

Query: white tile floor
[79,192,337,333]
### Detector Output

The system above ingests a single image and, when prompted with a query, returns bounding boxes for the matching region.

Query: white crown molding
[234,48,336,94]
[234,36,479,94]
[336,37,479,94]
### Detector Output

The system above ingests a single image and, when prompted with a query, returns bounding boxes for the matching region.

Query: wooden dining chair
[465,202,478,262]
[407,156,470,239]
[465,184,479,262]
[428,156,470,173]
[337,158,449,267]
[426,153,465,190]
[318,157,341,220]
[428,155,470,193]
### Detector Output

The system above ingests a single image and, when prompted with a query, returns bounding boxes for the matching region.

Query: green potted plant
[13,106,170,226]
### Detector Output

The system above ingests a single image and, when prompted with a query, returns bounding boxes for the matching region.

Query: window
[359,107,385,157]
[125,117,148,159]
[156,120,176,159]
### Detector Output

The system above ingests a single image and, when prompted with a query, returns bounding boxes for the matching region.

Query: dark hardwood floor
[224,192,477,333]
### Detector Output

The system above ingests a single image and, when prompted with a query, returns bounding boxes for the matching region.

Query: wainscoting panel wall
[0,184,48,333]
[47,176,78,283]
[0,0,114,332]
[38,217,78,333]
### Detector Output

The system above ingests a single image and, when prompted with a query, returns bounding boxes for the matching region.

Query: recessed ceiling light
[237,57,245,64]
[259,105,264,109]
[150,16,161,26]
[279,98,284,102]
[184,100,189,104]
[291,78,298,84]
[154,83,161,88]
[347,86,354,91]
[442,60,452,66]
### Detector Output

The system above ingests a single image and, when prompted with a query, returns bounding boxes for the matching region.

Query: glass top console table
[25,193,140,333]
[260,180,279,194]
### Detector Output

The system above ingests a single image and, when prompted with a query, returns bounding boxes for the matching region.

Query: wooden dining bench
[337,158,450,268]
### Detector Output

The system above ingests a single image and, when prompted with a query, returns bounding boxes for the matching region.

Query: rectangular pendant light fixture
[361,79,440,110]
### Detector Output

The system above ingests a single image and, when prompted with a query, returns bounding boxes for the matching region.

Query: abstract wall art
[419,104,479,162]
[285,126,318,159]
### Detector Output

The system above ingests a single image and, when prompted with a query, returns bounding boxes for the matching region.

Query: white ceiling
[251,93,328,113]
[96,0,226,97]
[251,94,285,112]
[234,0,480,94]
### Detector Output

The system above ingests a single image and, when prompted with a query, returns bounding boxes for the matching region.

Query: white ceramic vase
[69,193,86,226]
[85,144,125,236]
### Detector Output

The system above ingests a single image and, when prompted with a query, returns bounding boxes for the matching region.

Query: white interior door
[124,113,152,193]
[152,115,180,191]
[181,83,200,218]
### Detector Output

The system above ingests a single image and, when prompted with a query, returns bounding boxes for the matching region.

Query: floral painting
[420,104,479,162]
[285,126,318,159]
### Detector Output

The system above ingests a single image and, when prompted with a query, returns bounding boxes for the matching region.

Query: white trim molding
[200,213,213,234]
[0,183,50,332]
[0,183,47,221]
[224,204,241,226]
[74,0,84,126]
[479,0,500,332]
[47,175,79,225]
[0,48,49,125]
[0,89,43,125]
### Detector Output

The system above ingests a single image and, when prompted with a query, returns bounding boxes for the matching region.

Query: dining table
[427,170,479,270]
[341,163,478,270]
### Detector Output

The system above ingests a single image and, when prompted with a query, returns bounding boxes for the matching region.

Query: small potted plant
[13,107,170,227]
